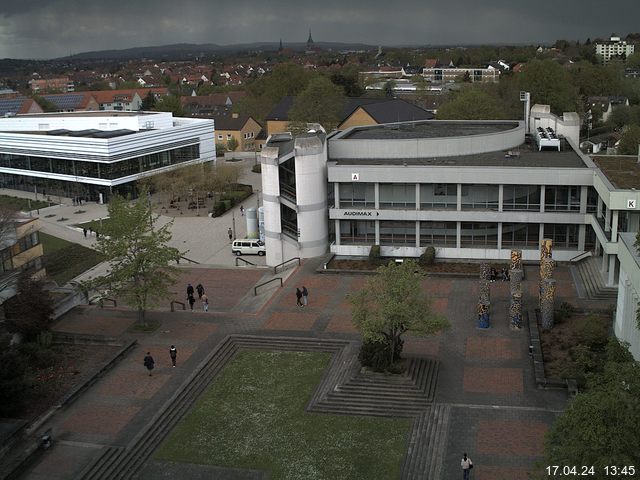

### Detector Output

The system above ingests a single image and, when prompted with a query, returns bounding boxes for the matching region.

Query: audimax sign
[342,210,380,217]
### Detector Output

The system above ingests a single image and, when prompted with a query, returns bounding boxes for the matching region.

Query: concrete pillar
[498,184,504,213]
[578,224,586,251]
[611,210,619,242]
[540,185,546,212]
[608,254,617,287]
[374,183,379,210]
[457,183,462,211]
[580,186,588,214]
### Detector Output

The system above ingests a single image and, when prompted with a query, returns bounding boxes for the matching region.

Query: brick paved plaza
[16,258,592,480]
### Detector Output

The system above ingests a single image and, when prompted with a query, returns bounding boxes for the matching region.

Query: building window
[379,183,415,209]
[544,224,578,248]
[340,220,375,245]
[420,184,456,209]
[544,186,581,211]
[339,183,375,208]
[502,223,539,247]
[420,221,456,246]
[460,222,499,247]
[461,185,499,210]
[380,221,416,245]
[502,185,541,211]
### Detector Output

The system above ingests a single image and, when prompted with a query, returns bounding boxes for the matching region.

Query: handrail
[254,277,283,296]
[235,257,256,266]
[569,251,592,263]
[177,256,199,265]
[273,257,301,274]
[170,300,186,312]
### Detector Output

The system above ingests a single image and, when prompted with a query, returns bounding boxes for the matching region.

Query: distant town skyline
[0,0,638,60]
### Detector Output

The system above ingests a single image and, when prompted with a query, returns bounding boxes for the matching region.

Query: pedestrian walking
[228,227,233,242]
[169,345,177,367]
[83,228,87,238]
[240,205,245,216]
[302,286,308,307]
[296,288,303,307]
[196,283,205,299]
[143,352,155,376]
[187,283,194,298]
[461,453,473,480]
[202,293,209,312]
[188,294,196,312]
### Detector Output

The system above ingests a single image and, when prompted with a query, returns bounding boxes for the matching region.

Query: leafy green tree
[289,76,345,131]
[153,94,184,116]
[226,136,239,152]
[140,91,156,110]
[541,351,640,470]
[437,87,508,120]
[349,260,449,368]
[518,59,578,115]
[91,192,182,326]
[617,125,640,155]
[0,343,28,417]
[4,274,53,342]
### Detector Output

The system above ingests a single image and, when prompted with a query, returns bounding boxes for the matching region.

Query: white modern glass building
[0,111,215,201]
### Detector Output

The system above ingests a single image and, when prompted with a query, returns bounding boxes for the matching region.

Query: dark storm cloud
[0,0,638,59]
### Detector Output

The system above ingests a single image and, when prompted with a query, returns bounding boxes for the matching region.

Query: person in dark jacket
[169,345,177,367]
[143,352,155,376]
[296,288,303,307]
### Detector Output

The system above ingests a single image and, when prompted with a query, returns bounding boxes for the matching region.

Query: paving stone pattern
[16,259,609,480]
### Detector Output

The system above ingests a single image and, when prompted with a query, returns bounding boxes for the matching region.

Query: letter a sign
[351,173,360,181]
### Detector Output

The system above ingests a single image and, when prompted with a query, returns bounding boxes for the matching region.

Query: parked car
[232,239,266,256]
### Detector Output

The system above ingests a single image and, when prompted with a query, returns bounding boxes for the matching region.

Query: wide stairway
[573,256,618,301]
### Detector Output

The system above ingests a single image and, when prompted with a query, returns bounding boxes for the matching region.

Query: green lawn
[0,194,50,212]
[39,232,105,285]
[156,350,411,480]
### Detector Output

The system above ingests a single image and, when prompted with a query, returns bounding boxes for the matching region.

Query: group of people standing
[295,286,309,307]
[186,282,208,311]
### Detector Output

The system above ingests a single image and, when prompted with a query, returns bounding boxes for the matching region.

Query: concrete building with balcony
[0,111,215,202]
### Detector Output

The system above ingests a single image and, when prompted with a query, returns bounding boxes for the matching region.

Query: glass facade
[0,144,199,181]
[460,222,499,247]
[379,221,416,245]
[340,220,375,244]
[420,221,457,246]
[502,185,541,211]
[502,223,539,247]
[379,184,416,209]
[339,183,375,208]
[420,184,456,209]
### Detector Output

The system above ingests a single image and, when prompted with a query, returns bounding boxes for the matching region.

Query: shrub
[358,338,404,372]
[576,314,609,350]
[368,245,381,266]
[555,301,575,323]
[419,246,436,267]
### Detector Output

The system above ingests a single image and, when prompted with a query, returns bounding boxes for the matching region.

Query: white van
[232,239,266,256]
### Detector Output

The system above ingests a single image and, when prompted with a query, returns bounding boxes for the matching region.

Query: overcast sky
[0,0,638,59]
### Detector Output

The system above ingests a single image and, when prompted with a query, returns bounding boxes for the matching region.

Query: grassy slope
[156,350,411,480]
[39,232,105,285]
